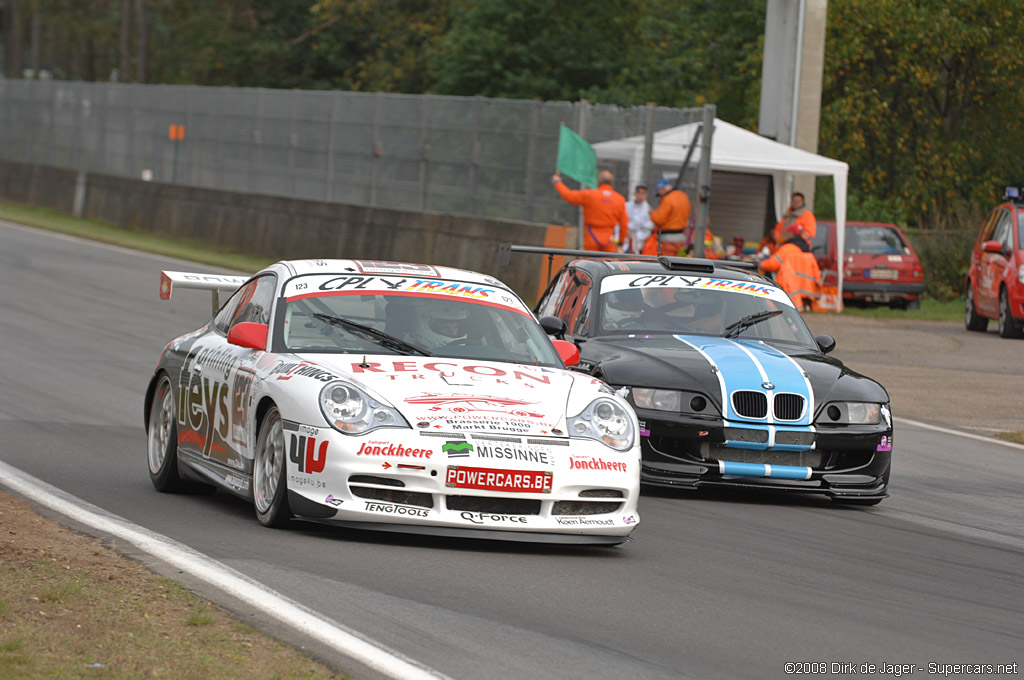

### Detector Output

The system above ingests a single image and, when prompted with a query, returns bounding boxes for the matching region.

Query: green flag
[557,124,598,189]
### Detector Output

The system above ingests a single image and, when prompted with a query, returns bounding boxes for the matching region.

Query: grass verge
[0,491,346,680]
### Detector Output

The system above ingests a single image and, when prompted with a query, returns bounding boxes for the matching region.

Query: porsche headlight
[568,398,635,451]
[319,382,409,435]
[816,401,881,425]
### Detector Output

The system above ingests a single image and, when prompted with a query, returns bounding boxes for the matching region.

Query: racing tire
[147,375,191,493]
[998,287,1024,338]
[964,282,988,332]
[253,406,293,528]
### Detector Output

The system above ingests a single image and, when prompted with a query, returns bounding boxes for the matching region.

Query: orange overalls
[769,208,817,252]
[643,189,692,256]
[760,239,821,309]
[554,180,628,253]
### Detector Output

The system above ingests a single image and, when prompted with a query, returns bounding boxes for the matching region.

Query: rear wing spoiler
[159,270,249,316]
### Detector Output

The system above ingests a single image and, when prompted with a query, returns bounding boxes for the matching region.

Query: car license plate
[866,268,898,280]
[445,466,552,493]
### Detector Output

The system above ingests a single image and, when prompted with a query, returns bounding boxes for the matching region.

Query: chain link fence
[0,78,706,225]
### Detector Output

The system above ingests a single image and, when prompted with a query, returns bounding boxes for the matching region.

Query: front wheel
[964,282,988,332]
[998,288,1024,338]
[253,406,292,527]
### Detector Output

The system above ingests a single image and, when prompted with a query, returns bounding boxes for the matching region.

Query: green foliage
[820,0,1024,227]
[429,0,639,100]
[903,225,976,303]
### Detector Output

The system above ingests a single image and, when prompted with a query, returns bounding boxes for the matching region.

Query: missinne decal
[599,273,794,306]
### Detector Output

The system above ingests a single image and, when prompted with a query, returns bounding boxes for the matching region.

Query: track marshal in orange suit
[552,169,628,253]
[642,179,692,256]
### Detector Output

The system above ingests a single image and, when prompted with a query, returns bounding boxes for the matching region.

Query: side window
[992,213,1012,251]
[555,270,593,336]
[536,270,570,318]
[980,209,1003,242]
[213,275,277,335]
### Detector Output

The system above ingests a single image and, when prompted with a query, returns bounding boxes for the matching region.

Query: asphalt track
[1,222,1021,680]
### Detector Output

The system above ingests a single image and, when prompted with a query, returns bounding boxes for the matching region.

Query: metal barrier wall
[0,78,705,225]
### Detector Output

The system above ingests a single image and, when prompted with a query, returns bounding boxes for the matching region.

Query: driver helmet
[411,301,470,348]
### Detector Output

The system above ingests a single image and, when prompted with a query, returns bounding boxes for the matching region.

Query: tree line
[3,0,1024,229]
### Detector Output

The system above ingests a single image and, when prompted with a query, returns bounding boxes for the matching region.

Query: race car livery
[529,250,892,505]
[145,259,641,544]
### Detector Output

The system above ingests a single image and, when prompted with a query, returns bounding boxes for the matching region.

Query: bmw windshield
[598,273,817,347]
[275,274,564,366]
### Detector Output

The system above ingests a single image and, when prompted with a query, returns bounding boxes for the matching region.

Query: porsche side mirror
[228,322,268,351]
[982,239,1004,254]
[552,339,580,366]
[539,315,567,339]
[815,333,836,354]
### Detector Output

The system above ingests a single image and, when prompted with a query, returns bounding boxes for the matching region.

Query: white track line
[895,416,1024,451]
[0,460,449,680]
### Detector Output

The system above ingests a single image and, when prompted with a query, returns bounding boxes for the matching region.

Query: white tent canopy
[593,118,848,305]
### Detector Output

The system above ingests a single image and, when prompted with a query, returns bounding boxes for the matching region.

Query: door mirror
[539,315,567,339]
[552,339,580,366]
[228,322,268,350]
[982,239,1004,254]
[815,334,836,354]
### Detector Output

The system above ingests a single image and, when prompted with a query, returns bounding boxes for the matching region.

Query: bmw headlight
[630,387,718,416]
[567,398,635,451]
[816,401,881,425]
[319,381,409,435]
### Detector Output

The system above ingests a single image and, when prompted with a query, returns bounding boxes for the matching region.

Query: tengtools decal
[445,466,553,493]
[364,502,429,518]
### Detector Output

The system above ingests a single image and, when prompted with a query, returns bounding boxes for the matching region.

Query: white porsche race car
[144,259,641,545]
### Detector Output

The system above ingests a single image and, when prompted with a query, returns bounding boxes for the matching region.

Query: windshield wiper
[723,310,783,339]
[312,313,433,356]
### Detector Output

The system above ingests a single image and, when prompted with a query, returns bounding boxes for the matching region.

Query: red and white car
[812,221,925,309]
[144,259,641,545]
[965,189,1024,338]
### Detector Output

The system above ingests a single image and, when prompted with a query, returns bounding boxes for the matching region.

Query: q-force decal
[673,335,814,449]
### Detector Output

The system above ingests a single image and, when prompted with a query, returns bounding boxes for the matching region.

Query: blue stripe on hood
[674,335,813,427]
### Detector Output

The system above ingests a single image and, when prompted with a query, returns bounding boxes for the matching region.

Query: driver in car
[408,302,471,349]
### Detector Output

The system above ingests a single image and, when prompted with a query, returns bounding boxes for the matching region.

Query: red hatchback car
[811,221,925,309]
[965,189,1024,338]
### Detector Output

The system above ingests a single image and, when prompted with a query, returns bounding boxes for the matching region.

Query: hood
[302,354,579,437]
[586,334,886,420]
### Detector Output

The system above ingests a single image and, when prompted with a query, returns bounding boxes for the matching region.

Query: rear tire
[964,282,988,331]
[253,406,293,527]
[147,375,188,492]
[998,288,1024,338]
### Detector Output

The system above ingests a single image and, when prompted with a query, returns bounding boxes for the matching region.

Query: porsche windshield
[278,275,563,366]
[598,274,817,346]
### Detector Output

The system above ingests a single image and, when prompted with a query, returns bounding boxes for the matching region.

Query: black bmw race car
[524,249,892,505]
